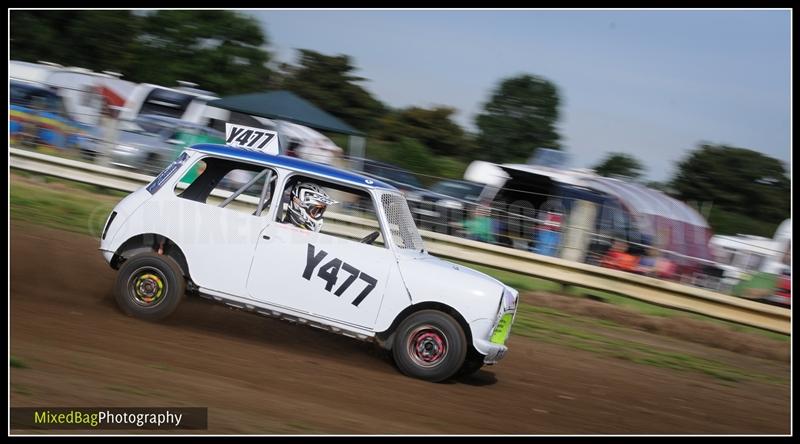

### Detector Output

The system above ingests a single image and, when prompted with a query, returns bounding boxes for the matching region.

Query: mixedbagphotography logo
[11,407,208,430]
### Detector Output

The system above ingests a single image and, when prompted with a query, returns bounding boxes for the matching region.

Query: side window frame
[276,172,391,249]
[172,154,280,219]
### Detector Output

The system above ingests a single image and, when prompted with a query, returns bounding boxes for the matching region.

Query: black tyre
[392,310,467,382]
[114,253,185,321]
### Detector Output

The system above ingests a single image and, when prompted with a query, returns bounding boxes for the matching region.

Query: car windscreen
[10,83,62,111]
[139,89,195,119]
[380,192,425,251]
[431,181,483,201]
[121,117,178,138]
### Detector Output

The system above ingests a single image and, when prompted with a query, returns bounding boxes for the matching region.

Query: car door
[246,182,396,330]
[161,157,278,297]
[169,197,268,297]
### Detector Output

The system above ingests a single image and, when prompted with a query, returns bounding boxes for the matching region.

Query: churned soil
[10,223,790,434]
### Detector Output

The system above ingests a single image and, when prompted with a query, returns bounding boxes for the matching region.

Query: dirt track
[10,223,791,434]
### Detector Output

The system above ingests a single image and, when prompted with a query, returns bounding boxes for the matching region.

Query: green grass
[454,259,789,342]
[10,356,29,369]
[12,169,129,198]
[511,303,784,385]
[10,173,123,237]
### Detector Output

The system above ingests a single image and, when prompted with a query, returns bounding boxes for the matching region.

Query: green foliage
[364,138,467,186]
[475,74,562,163]
[278,49,386,131]
[593,152,644,179]
[10,10,273,95]
[372,106,472,157]
[645,181,673,193]
[131,11,273,95]
[671,144,790,232]
[11,11,143,75]
[706,206,780,238]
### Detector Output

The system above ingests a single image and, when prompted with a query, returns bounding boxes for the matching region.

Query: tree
[670,144,790,234]
[645,180,674,194]
[131,10,273,94]
[11,11,143,75]
[593,153,645,179]
[10,10,273,95]
[475,74,561,163]
[372,106,471,157]
[279,49,386,131]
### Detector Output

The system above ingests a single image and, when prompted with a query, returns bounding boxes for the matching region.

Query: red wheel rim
[407,325,448,368]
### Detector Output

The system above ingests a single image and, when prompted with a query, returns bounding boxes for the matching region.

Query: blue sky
[249,9,791,182]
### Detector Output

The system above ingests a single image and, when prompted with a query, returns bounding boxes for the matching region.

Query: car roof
[189,144,398,191]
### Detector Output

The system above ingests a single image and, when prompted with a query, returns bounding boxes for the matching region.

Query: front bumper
[470,310,517,365]
[474,338,509,364]
[100,249,114,264]
[474,287,518,364]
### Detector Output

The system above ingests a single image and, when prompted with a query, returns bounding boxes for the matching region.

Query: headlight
[491,288,518,345]
[502,287,518,311]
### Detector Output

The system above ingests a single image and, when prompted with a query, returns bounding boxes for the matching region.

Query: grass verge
[512,303,785,385]
[10,356,29,369]
[11,171,123,237]
[455,260,789,343]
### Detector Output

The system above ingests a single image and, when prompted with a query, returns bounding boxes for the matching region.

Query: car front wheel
[392,310,467,382]
[114,253,185,321]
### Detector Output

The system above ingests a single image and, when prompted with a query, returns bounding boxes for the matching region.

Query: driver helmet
[287,182,338,232]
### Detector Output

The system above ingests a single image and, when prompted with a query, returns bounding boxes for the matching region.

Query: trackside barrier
[10,148,790,334]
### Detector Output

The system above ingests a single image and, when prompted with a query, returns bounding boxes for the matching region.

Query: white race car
[99,127,518,382]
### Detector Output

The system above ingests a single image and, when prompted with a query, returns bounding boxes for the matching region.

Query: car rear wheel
[392,310,467,382]
[114,253,185,321]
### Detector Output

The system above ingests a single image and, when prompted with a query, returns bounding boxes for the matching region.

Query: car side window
[173,156,277,217]
[277,175,386,248]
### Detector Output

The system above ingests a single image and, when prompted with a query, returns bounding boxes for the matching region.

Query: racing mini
[99,136,518,382]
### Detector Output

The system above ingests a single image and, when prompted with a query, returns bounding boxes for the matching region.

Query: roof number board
[225,123,280,155]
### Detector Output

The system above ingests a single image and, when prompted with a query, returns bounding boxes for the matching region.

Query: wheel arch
[111,233,190,281]
[375,302,476,354]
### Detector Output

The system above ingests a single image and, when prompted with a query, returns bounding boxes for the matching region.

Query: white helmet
[287,182,338,232]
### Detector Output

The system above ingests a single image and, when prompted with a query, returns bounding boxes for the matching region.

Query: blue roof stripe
[188,144,396,191]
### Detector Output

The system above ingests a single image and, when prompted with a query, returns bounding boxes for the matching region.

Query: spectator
[636,247,658,276]
[601,239,638,272]
[96,98,119,166]
[531,209,563,257]
[464,205,495,244]
[653,253,678,280]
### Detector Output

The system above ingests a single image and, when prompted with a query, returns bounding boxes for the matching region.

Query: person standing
[96,98,119,167]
